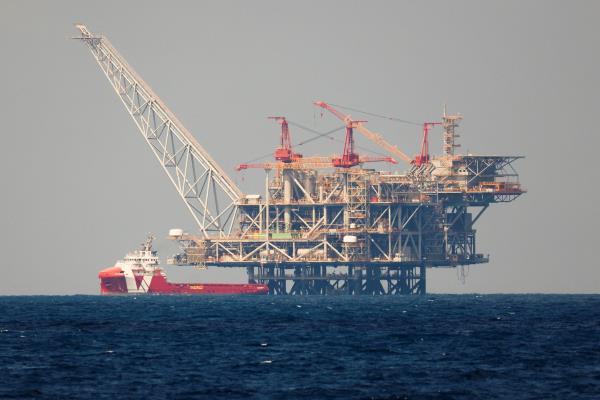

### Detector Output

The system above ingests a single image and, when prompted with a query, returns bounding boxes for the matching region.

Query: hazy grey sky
[1,1,598,294]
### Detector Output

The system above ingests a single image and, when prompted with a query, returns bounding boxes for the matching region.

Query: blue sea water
[0,295,598,399]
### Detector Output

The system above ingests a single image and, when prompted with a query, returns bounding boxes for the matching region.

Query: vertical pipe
[304,173,315,199]
[265,169,270,239]
[343,172,349,228]
[247,266,255,283]
[388,206,392,258]
[283,170,292,231]
[420,265,427,295]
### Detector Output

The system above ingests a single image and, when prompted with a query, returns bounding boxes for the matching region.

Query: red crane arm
[313,101,355,126]
[413,122,442,167]
[314,101,412,164]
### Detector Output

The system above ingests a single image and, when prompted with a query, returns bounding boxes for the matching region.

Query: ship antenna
[144,233,155,251]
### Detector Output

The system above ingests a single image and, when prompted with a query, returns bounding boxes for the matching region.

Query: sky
[0,0,598,294]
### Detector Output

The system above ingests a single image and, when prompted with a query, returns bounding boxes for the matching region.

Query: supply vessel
[98,236,269,295]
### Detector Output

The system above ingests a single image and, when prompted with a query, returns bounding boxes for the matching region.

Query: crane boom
[236,155,396,171]
[354,125,412,164]
[314,101,413,164]
[236,161,333,171]
[74,24,242,238]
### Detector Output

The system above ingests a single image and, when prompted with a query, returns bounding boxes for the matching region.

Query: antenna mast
[442,105,463,156]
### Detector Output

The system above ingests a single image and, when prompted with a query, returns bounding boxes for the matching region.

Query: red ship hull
[99,266,268,295]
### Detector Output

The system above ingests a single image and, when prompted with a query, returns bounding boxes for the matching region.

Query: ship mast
[143,234,155,252]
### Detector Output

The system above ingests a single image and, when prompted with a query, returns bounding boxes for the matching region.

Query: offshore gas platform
[75,24,525,295]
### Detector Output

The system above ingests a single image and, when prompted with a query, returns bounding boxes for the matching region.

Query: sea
[0,295,598,399]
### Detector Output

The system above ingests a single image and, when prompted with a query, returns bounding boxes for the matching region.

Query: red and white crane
[314,101,412,164]
[270,116,303,163]
[413,122,442,167]
[236,112,396,171]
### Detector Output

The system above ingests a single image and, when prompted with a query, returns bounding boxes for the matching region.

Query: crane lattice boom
[236,161,333,171]
[236,155,396,171]
[74,24,242,238]
[314,101,413,164]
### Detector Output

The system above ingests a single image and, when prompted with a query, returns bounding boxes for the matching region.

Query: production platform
[75,24,525,295]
